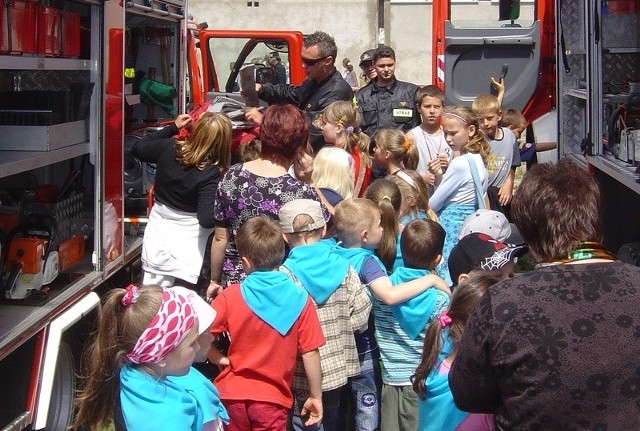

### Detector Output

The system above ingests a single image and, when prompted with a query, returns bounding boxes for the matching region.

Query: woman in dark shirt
[133,112,231,289]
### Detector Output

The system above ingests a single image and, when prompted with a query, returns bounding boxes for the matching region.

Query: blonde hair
[376,128,418,170]
[176,112,232,172]
[471,93,500,114]
[73,285,164,431]
[334,198,381,245]
[311,147,354,200]
[322,101,371,167]
[443,106,491,165]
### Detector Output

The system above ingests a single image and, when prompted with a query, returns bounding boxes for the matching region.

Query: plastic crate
[8,0,37,54]
[61,10,79,58]
[36,4,61,56]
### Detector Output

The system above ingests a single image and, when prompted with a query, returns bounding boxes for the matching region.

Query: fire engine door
[442,0,540,111]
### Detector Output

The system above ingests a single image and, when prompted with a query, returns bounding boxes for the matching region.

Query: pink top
[439,360,494,431]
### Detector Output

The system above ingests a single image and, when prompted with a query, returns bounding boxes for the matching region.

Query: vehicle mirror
[499,0,520,21]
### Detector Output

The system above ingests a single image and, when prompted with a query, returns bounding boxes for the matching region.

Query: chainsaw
[2,214,84,300]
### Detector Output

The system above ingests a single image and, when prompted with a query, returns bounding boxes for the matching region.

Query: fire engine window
[450,0,534,28]
[207,37,291,93]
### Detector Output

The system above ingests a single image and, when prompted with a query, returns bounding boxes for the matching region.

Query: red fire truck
[0,0,305,428]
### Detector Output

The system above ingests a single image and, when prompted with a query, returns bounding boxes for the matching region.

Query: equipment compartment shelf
[0,142,90,179]
[0,56,96,71]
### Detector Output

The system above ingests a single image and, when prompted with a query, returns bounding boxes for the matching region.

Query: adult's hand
[244,107,264,125]
[174,113,192,129]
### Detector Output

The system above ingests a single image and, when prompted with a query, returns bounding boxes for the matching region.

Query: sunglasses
[302,55,329,67]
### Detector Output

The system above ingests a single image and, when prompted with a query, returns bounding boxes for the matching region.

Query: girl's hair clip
[346,126,354,133]
[121,284,140,307]
[438,311,452,328]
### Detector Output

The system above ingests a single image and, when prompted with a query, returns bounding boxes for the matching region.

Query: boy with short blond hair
[278,199,372,431]
[210,216,325,431]
[471,94,520,214]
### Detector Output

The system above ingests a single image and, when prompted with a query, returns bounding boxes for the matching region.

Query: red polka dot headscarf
[125,287,197,364]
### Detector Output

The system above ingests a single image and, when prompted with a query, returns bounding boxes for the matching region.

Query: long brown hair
[412,274,498,399]
[176,112,232,172]
[72,286,163,431]
[365,179,402,272]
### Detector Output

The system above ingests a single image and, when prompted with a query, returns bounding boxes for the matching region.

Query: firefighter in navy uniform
[356,45,418,147]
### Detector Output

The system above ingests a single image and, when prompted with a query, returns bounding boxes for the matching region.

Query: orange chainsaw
[2,214,84,300]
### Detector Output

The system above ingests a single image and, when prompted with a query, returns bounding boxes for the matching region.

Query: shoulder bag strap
[466,154,486,209]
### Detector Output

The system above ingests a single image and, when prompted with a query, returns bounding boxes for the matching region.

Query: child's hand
[422,172,436,186]
[208,346,230,367]
[426,274,451,296]
[497,181,513,206]
[174,114,193,129]
[206,281,223,302]
[428,157,444,176]
[491,76,505,96]
[301,397,323,426]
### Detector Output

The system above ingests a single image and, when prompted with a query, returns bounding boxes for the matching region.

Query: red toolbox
[37,4,61,56]
[61,10,79,57]
[6,0,38,54]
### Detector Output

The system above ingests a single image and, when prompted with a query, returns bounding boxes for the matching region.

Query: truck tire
[45,342,75,431]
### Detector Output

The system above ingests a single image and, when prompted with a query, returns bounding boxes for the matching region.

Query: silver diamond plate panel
[603,53,640,87]
[561,96,587,155]
[561,0,585,51]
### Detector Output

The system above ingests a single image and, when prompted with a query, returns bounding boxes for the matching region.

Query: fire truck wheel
[46,342,75,431]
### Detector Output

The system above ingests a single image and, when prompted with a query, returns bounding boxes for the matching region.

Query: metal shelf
[0,56,95,71]
[0,142,91,179]
[588,154,640,195]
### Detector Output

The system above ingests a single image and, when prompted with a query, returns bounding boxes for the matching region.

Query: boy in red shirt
[209,216,325,431]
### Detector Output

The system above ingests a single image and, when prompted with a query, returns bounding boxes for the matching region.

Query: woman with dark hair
[208,105,330,294]
[449,159,640,429]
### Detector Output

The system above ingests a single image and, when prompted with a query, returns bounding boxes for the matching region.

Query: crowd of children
[72,67,546,431]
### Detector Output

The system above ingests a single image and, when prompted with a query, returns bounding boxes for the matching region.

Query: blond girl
[428,106,491,285]
[320,100,372,197]
[311,146,354,205]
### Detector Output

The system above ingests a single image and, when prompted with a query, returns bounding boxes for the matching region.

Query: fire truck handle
[499,64,508,83]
